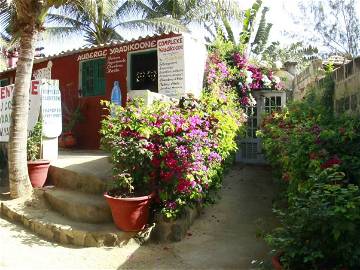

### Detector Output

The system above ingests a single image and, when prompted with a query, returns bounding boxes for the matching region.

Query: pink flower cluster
[115,98,225,217]
[205,52,284,106]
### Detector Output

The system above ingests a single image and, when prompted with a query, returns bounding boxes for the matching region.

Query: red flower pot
[27,160,50,188]
[104,192,154,232]
[272,255,283,270]
[59,132,77,148]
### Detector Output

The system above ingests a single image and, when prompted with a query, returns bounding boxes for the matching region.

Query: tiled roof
[0,32,179,74]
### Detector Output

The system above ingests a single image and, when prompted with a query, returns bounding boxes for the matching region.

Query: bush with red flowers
[100,88,246,218]
[258,89,360,269]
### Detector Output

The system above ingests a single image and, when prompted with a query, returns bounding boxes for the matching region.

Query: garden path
[0,164,276,270]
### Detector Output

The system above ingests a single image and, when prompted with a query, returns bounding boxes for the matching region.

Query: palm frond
[116,16,188,33]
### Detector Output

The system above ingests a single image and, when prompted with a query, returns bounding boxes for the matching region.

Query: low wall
[333,58,360,115]
[293,57,360,116]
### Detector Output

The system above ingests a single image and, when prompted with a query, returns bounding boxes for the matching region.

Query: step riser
[44,190,112,224]
[0,201,143,247]
[48,166,107,195]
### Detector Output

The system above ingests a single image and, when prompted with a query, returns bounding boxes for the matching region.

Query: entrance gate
[236,90,286,164]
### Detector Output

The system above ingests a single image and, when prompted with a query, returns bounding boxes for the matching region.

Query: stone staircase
[0,151,152,247]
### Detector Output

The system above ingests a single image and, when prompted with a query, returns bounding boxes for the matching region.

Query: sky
[42,0,303,56]
[40,0,351,56]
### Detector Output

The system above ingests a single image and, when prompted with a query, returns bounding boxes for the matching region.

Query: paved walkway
[0,165,276,270]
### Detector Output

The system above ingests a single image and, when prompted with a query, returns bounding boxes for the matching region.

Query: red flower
[151,158,161,167]
[165,158,177,169]
[338,127,346,134]
[177,178,191,193]
[309,152,318,160]
[282,172,290,182]
[160,171,174,183]
[321,155,342,169]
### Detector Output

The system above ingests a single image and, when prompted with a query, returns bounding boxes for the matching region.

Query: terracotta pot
[59,132,76,148]
[27,160,50,188]
[272,255,283,270]
[104,192,154,232]
[58,136,65,148]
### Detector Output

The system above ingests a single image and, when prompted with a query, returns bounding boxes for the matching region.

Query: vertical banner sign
[0,85,14,141]
[157,36,185,98]
[0,80,61,142]
[40,80,62,138]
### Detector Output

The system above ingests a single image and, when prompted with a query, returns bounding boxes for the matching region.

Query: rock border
[0,193,151,247]
[150,204,202,242]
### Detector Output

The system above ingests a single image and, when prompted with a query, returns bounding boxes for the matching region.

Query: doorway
[236,91,286,164]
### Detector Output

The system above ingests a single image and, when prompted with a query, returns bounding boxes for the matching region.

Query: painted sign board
[156,34,207,99]
[157,36,185,98]
[0,79,62,142]
[40,80,62,138]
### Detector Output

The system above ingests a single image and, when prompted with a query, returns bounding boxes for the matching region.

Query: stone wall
[292,60,325,101]
[292,57,360,116]
[333,57,360,115]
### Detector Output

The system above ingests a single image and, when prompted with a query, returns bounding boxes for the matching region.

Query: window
[80,58,105,96]
[129,50,158,92]
[0,78,9,87]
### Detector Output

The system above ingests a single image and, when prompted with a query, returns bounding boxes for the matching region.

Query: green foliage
[239,0,262,47]
[100,89,245,217]
[27,121,43,161]
[259,84,360,268]
[261,41,319,71]
[100,99,154,195]
[62,105,83,132]
[251,7,272,55]
[266,169,360,270]
[46,0,186,45]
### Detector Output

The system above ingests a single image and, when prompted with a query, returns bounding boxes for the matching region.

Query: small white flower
[273,75,281,84]
[262,75,272,88]
[249,93,257,106]
[259,60,270,68]
[274,61,283,69]
[245,70,253,85]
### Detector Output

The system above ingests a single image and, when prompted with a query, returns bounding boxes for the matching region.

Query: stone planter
[151,204,202,242]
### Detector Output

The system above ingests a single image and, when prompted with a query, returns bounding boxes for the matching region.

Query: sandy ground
[0,165,276,270]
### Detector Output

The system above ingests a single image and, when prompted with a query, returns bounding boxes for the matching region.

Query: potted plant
[59,102,83,148]
[100,100,155,231]
[104,173,154,232]
[27,121,50,188]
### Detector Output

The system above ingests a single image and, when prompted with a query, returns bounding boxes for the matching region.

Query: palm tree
[126,0,242,37]
[2,0,68,199]
[45,0,187,45]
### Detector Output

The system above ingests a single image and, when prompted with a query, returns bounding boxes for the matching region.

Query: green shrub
[259,96,360,269]
[100,89,246,219]
[266,168,360,269]
[27,121,43,161]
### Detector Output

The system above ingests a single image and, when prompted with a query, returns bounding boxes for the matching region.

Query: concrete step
[47,166,107,195]
[0,193,152,247]
[44,187,112,224]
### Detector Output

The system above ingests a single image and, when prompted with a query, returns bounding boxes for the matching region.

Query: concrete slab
[44,187,112,223]
[51,150,112,181]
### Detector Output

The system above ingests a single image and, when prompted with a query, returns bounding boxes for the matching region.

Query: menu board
[40,80,62,138]
[157,36,185,98]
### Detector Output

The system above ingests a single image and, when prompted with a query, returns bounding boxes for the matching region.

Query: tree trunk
[8,30,37,199]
